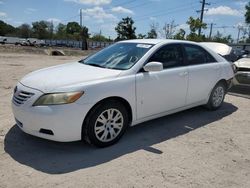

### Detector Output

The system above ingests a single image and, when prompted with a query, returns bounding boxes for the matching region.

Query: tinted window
[148,44,183,69]
[184,45,216,65]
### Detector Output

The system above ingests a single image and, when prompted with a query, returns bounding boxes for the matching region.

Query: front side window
[184,44,216,65]
[79,43,153,70]
[148,44,183,69]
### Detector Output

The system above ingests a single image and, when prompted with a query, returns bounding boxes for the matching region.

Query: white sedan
[12,39,234,147]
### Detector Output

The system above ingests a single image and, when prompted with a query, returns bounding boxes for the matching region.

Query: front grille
[237,67,250,72]
[12,90,34,106]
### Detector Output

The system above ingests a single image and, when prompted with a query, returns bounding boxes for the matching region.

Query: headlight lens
[33,91,84,106]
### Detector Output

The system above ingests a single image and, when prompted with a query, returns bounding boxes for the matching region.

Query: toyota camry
[12,39,234,147]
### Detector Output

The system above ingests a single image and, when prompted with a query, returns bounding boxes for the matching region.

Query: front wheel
[83,101,129,147]
[206,82,226,110]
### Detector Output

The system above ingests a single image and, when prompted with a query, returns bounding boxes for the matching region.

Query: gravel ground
[0,53,250,188]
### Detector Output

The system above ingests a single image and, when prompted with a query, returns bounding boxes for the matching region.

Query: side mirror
[143,62,163,72]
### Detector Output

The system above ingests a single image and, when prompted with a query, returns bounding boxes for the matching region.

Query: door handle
[179,71,188,77]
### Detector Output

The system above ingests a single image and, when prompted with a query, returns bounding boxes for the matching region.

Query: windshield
[79,42,153,70]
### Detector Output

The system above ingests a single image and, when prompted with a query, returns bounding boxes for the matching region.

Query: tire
[82,100,129,147]
[206,82,226,110]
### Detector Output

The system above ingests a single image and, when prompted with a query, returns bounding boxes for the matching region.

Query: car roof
[119,39,198,45]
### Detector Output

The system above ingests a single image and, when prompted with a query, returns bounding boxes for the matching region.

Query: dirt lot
[0,52,250,188]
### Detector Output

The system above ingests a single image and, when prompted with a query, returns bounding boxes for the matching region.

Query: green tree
[0,20,16,36]
[211,31,233,43]
[91,33,109,42]
[173,29,186,40]
[147,22,158,39]
[81,26,90,50]
[186,17,207,42]
[66,22,81,35]
[17,24,32,38]
[55,23,67,39]
[137,33,146,39]
[32,21,50,39]
[147,29,157,38]
[245,2,250,24]
[115,17,136,40]
[244,2,250,41]
[81,26,90,39]
[187,17,207,34]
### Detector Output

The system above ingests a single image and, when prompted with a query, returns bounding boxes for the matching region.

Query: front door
[136,44,188,119]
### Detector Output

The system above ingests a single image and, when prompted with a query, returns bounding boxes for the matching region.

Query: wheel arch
[217,79,228,90]
[206,79,228,103]
[81,96,133,140]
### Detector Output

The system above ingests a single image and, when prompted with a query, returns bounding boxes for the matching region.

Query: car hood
[20,62,122,93]
[234,58,250,69]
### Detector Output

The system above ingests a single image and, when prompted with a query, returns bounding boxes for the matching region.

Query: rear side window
[148,44,183,69]
[184,44,217,65]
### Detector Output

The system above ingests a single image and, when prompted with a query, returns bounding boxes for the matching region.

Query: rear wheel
[206,82,226,110]
[83,100,129,147]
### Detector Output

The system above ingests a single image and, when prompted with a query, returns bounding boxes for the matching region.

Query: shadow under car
[4,102,237,174]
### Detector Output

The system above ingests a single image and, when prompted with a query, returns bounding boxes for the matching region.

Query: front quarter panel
[69,75,137,122]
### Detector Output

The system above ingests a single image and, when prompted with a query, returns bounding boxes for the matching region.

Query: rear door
[183,44,221,105]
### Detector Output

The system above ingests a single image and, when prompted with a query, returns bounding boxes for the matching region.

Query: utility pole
[197,0,210,36]
[79,8,85,50]
[237,26,241,44]
[80,9,82,27]
[79,8,88,50]
[50,20,53,45]
[209,23,215,39]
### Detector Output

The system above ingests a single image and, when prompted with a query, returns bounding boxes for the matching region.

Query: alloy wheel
[94,108,124,142]
[212,86,225,107]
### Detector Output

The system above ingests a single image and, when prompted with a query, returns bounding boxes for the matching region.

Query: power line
[61,1,138,24]
[136,2,199,20]
[112,0,136,7]
[105,0,136,11]
[135,2,200,22]
[125,1,152,10]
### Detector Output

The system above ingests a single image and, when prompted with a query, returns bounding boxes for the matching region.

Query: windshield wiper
[86,63,105,68]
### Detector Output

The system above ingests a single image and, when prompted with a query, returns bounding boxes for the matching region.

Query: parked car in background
[0,36,7,44]
[2,37,20,45]
[27,38,46,47]
[234,49,249,59]
[233,58,250,86]
[200,42,238,62]
[12,39,234,147]
[18,38,29,46]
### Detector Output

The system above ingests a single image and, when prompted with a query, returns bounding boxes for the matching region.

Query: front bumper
[11,83,93,142]
[233,71,250,86]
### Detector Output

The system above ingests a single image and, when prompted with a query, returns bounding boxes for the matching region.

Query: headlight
[33,91,84,106]
[231,64,237,73]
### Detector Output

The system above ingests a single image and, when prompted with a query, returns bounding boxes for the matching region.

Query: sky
[0,0,248,40]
